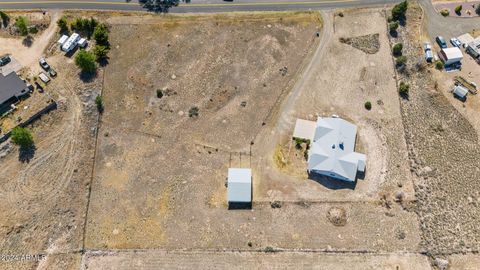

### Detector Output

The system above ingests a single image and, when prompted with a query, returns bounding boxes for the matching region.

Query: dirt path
[0,10,60,72]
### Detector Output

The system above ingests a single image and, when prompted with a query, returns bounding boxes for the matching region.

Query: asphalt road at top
[0,0,400,13]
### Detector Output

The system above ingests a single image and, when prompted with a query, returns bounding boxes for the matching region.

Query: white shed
[439,47,463,66]
[453,85,468,100]
[293,119,316,141]
[227,168,252,208]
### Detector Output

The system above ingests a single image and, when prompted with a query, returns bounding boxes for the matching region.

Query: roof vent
[332,144,335,149]
[339,142,344,150]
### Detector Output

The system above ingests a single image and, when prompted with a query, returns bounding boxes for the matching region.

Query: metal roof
[441,47,463,60]
[293,119,316,141]
[227,168,252,203]
[307,117,366,182]
[0,72,27,105]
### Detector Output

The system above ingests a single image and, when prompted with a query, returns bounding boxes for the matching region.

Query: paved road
[0,0,399,12]
[419,0,480,40]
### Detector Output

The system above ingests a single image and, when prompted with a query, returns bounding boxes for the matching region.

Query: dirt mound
[327,207,347,226]
[339,33,380,54]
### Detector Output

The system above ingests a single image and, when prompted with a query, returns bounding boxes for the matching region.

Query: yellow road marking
[0,0,358,7]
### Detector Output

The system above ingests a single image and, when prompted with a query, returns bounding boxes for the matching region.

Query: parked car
[436,36,447,49]
[424,42,432,52]
[39,58,50,71]
[450,37,461,48]
[34,82,44,93]
[49,69,57,78]
[38,72,50,84]
[0,55,11,66]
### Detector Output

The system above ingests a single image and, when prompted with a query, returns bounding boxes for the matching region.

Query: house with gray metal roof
[0,72,29,107]
[293,117,366,182]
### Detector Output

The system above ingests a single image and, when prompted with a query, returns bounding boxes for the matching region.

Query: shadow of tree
[18,145,36,163]
[22,35,34,47]
[79,70,98,83]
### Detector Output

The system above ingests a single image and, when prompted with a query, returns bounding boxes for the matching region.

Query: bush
[0,11,10,27]
[476,5,480,15]
[15,16,28,36]
[455,5,462,15]
[95,95,103,112]
[156,89,163,98]
[364,101,372,110]
[440,9,450,17]
[189,106,199,117]
[93,45,109,62]
[399,81,409,95]
[396,55,407,66]
[57,16,68,33]
[93,23,109,45]
[29,26,38,34]
[435,60,444,70]
[389,21,399,32]
[392,0,408,21]
[75,49,96,72]
[393,43,403,56]
[11,127,34,148]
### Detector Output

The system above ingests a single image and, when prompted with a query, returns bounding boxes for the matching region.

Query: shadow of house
[308,171,358,190]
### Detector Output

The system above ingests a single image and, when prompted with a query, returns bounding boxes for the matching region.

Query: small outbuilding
[466,38,480,58]
[57,35,68,46]
[457,33,474,48]
[293,118,316,142]
[227,168,252,209]
[439,47,463,66]
[453,85,468,101]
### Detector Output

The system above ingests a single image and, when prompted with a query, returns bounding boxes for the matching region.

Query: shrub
[476,5,480,15]
[156,89,163,98]
[93,45,109,62]
[392,0,408,21]
[93,23,109,45]
[189,106,199,117]
[389,21,399,32]
[364,101,372,110]
[393,43,403,56]
[75,49,96,72]
[15,16,28,36]
[57,16,68,33]
[0,11,10,27]
[455,5,462,15]
[440,9,450,17]
[399,81,409,95]
[95,95,103,112]
[396,55,407,66]
[29,26,38,34]
[11,127,34,148]
[435,60,444,70]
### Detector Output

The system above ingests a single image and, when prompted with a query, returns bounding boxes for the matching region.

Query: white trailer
[61,33,80,52]
[57,35,68,46]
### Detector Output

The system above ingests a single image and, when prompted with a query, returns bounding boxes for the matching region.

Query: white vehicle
[61,33,80,52]
[78,38,88,48]
[38,72,50,84]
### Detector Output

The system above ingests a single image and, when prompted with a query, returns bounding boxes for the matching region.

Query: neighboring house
[0,72,29,107]
[439,47,463,66]
[466,38,480,58]
[227,168,252,209]
[293,117,366,182]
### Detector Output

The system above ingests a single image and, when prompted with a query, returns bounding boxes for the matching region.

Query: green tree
[139,0,187,12]
[454,5,462,15]
[57,16,68,33]
[93,24,109,45]
[364,101,372,110]
[93,45,109,61]
[399,81,409,95]
[396,55,407,66]
[389,21,399,32]
[75,49,97,72]
[435,60,444,70]
[393,43,403,56]
[71,17,98,37]
[95,95,103,112]
[440,9,450,17]
[0,11,9,28]
[15,16,28,36]
[392,0,408,21]
[11,127,34,147]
